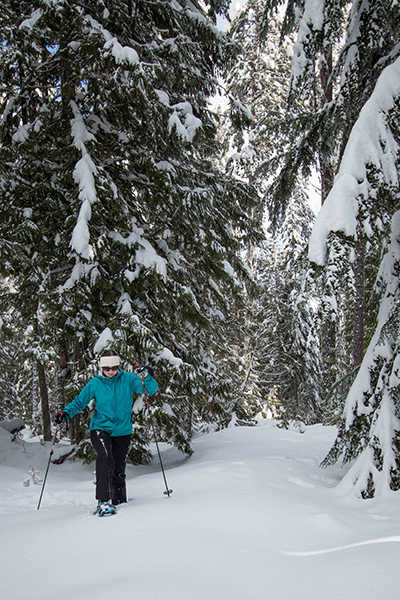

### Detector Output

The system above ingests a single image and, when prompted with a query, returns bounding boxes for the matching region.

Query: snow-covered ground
[1,420,400,600]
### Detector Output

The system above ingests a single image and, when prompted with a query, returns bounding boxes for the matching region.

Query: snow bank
[2,423,400,600]
[0,418,25,434]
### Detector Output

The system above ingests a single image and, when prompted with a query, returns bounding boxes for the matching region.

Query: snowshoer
[56,350,158,516]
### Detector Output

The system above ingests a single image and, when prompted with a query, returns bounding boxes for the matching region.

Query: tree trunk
[293,372,299,417]
[318,44,336,399]
[60,5,76,114]
[353,240,365,367]
[37,361,52,441]
[321,318,336,400]
[58,345,72,407]
[186,401,193,440]
[319,46,334,205]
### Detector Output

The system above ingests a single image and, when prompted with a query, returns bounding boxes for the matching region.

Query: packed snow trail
[1,421,400,600]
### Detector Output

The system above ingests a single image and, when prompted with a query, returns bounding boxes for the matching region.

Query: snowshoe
[95,501,117,517]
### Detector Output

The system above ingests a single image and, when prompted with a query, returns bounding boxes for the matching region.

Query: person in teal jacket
[56,349,158,516]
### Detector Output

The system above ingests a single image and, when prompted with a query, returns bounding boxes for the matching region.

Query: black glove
[135,365,154,379]
[55,411,69,424]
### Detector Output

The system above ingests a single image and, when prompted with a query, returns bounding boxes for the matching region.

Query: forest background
[1,0,399,500]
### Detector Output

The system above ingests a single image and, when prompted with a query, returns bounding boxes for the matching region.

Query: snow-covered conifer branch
[309,57,400,266]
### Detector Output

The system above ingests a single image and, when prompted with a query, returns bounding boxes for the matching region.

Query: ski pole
[140,377,173,497]
[37,426,59,510]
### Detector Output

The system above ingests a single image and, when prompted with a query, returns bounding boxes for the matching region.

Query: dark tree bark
[353,241,365,367]
[37,361,52,441]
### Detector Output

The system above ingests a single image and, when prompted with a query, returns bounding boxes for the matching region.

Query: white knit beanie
[100,355,120,368]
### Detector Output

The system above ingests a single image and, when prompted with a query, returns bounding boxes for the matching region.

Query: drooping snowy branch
[19,7,43,29]
[84,15,140,67]
[290,0,324,92]
[333,210,400,498]
[108,221,168,282]
[156,91,202,143]
[168,102,202,142]
[103,38,139,66]
[69,101,98,260]
[309,57,400,265]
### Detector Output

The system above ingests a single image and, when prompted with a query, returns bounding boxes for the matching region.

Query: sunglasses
[103,366,119,372]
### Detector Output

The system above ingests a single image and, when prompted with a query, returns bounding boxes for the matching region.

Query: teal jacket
[63,369,158,437]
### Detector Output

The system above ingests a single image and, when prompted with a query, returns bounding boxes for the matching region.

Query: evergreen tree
[0,1,258,454]
[223,0,292,193]
[220,0,323,424]
[258,0,399,414]
[0,279,23,421]
[254,189,322,424]
[322,207,400,497]
[314,55,400,496]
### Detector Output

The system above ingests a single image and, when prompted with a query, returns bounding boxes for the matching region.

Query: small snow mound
[0,418,25,434]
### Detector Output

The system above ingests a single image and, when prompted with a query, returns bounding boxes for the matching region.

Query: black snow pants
[90,430,131,505]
